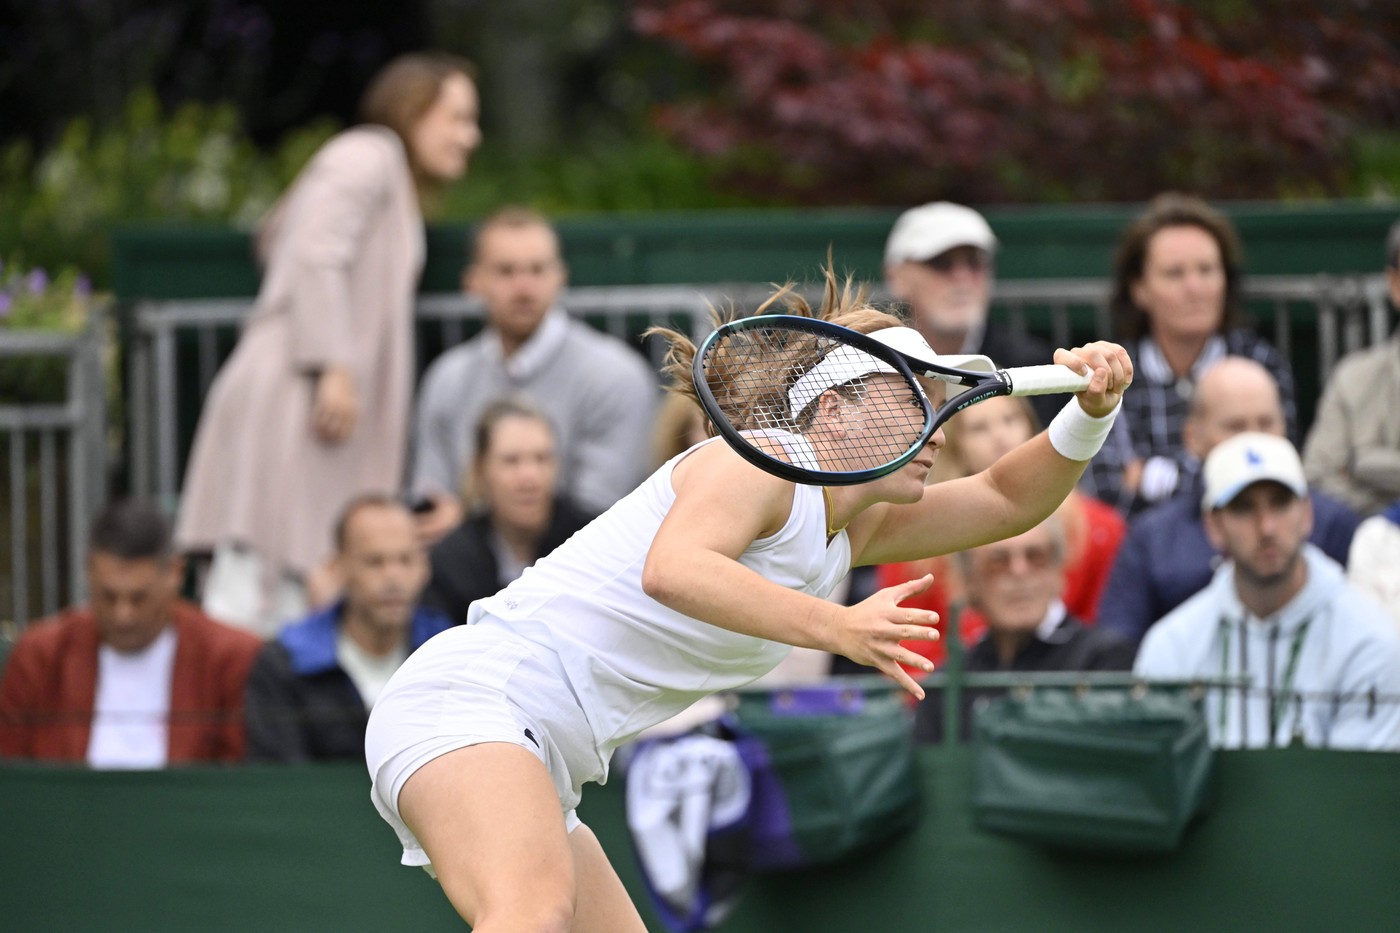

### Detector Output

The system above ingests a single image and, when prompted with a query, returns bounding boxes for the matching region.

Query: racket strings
[700,325,930,473]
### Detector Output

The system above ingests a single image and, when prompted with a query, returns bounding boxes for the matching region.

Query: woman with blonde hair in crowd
[421,395,595,625]
[176,53,481,635]
[876,394,1126,670]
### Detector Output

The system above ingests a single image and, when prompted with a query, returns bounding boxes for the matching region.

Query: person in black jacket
[421,396,595,624]
[916,514,1134,742]
[960,516,1134,674]
[243,495,451,762]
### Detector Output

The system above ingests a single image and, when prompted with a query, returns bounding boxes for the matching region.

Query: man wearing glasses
[883,201,1059,427]
[913,514,1134,742]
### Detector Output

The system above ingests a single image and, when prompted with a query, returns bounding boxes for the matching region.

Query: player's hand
[834,574,941,700]
[312,365,359,444]
[1055,341,1133,419]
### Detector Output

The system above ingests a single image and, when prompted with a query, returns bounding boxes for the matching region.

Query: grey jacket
[410,307,658,512]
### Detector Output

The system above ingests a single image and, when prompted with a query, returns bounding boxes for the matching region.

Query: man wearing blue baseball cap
[1134,432,1400,750]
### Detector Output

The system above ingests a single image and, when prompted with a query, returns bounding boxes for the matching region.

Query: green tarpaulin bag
[970,687,1214,853]
[730,681,922,870]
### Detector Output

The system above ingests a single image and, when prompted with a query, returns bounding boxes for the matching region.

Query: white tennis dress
[366,437,852,870]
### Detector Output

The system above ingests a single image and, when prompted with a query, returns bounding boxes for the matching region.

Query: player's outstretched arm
[643,442,940,698]
[853,340,1133,567]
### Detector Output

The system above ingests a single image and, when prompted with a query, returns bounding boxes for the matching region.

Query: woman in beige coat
[176,53,480,635]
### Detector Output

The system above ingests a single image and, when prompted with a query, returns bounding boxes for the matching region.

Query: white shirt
[87,626,178,769]
[1135,546,1400,750]
[336,628,408,711]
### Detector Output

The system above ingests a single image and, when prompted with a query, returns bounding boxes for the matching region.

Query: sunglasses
[923,248,991,274]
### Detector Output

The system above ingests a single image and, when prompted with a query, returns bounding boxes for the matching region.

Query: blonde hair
[460,395,557,508]
[647,266,905,428]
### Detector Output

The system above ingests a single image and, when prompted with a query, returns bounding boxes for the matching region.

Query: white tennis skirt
[365,621,604,871]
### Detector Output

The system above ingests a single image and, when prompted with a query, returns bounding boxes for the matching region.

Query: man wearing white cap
[1134,432,1400,750]
[884,202,1058,427]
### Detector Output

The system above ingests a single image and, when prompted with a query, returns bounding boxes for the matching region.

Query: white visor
[786,326,996,419]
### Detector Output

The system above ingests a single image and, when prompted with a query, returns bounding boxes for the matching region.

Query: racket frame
[693,315,1025,485]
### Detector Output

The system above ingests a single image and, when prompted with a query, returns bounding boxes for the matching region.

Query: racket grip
[1003,364,1094,396]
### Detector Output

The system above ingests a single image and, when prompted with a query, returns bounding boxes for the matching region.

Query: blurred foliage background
[2,0,1400,302]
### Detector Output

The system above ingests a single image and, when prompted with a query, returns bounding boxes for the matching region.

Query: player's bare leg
[567,822,648,933]
[398,743,584,930]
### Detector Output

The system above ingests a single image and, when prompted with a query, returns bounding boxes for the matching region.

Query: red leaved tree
[632,0,1400,204]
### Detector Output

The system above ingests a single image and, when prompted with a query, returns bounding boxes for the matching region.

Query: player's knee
[472,890,575,932]
[440,874,575,932]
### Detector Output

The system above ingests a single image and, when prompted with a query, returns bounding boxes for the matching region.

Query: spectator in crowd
[1347,499,1400,631]
[0,499,261,766]
[884,201,1060,427]
[421,397,594,624]
[1302,218,1400,517]
[244,496,451,762]
[915,515,1133,742]
[409,207,659,543]
[961,515,1134,672]
[1086,193,1297,514]
[1135,433,1400,750]
[176,53,481,636]
[1098,357,1358,645]
[874,395,1125,671]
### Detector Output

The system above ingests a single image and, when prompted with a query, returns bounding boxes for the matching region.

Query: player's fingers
[885,663,926,701]
[894,646,935,674]
[1092,342,1132,386]
[1053,346,1093,377]
[897,618,940,639]
[890,573,935,601]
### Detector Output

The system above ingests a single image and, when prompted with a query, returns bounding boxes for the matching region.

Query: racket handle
[1003,364,1095,396]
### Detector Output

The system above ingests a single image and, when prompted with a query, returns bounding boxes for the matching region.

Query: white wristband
[1047,399,1120,462]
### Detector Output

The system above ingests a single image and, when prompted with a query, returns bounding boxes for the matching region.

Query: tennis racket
[691,314,1092,485]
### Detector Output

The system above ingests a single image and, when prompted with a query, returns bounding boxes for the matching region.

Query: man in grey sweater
[410,207,659,542]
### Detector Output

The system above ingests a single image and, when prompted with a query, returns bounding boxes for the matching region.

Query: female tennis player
[365,272,1132,930]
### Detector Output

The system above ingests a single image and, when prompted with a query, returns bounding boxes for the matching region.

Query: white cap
[1201,432,1308,512]
[787,326,995,419]
[884,202,998,265]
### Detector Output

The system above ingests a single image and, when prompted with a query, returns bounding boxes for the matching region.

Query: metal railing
[0,306,109,629]
[125,284,719,507]
[124,275,1392,508]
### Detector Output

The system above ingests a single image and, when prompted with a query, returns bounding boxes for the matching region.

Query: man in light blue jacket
[1135,432,1400,750]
